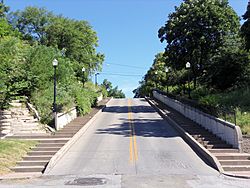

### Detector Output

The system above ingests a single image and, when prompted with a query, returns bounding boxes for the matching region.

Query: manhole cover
[65,177,107,186]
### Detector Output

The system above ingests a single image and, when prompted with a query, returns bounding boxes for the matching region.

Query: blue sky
[5,0,248,98]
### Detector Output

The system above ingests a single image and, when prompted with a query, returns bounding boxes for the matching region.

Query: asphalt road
[1,98,250,187]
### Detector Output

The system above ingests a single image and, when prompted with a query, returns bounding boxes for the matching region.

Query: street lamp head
[52,59,58,67]
[61,48,66,57]
[95,72,100,75]
[82,67,85,72]
[186,62,191,69]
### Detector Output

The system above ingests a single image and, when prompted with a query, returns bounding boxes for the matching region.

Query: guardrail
[153,90,243,151]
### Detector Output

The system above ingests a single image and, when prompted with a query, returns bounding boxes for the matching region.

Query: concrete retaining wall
[57,107,77,130]
[153,90,243,150]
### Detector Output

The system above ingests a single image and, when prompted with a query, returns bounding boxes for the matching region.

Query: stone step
[199,140,225,145]
[18,117,35,120]
[205,144,232,149]
[12,126,42,130]
[195,137,222,142]
[0,119,12,123]
[208,149,239,153]
[12,123,40,127]
[36,143,65,148]
[60,126,82,130]
[215,153,250,160]
[9,102,22,107]
[54,132,75,136]
[39,139,69,144]
[192,134,217,138]
[62,125,83,129]
[188,132,216,138]
[32,147,61,151]
[7,135,71,140]
[186,130,211,134]
[219,160,250,166]
[11,166,45,173]
[23,155,53,161]
[59,129,80,133]
[222,165,250,172]
[17,160,48,166]
[27,151,57,156]
[6,135,52,139]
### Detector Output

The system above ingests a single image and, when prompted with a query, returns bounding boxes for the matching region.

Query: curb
[0,172,42,180]
[145,97,224,174]
[44,98,112,174]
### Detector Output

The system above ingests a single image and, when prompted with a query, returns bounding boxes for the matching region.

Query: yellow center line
[128,99,138,163]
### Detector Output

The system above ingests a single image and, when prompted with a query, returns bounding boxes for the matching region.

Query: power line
[99,72,144,77]
[104,63,146,70]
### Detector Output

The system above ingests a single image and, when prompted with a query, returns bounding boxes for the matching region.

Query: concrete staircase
[4,98,108,174]
[9,136,69,173]
[151,98,250,178]
[8,100,46,136]
[8,115,102,173]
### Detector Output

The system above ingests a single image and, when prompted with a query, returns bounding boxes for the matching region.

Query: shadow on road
[96,118,179,138]
[97,101,179,138]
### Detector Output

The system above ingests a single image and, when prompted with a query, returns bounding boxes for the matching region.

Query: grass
[164,85,250,135]
[0,139,38,175]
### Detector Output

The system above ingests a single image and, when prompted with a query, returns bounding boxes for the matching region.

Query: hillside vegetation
[134,0,250,134]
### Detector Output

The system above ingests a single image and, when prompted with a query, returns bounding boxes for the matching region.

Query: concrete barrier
[57,107,77,130]
[153,90,243,151]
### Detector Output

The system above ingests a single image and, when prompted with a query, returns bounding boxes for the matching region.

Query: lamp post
[186,62,191,99]
[82,67,85,87]
[52,59,58,130]
[165,67,170,94]
[95,73,100,86]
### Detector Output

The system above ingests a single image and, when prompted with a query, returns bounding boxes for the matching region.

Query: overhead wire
[104,63,146,70]
[99,72,144,77]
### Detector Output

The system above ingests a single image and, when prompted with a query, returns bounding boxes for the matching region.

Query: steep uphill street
[1,98,250,187]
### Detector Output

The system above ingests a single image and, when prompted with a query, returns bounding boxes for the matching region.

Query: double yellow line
[128,99,138,163]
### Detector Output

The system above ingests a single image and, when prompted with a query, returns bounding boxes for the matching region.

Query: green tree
[0,18,20,38]
[158,0,240,88]
[101,79,125,98]
[8,6,53,43]
[0,37,31,108]
[45,16,104,76]
[241,1,250,50]
[102,79,112,91]
[0,0,9,18]
[203,35,250,90]
[9,7,105,78]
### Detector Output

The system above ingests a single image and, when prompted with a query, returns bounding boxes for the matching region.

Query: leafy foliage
[241,1,250,50]
[101,79,125,98]
[0,5,105,126]
[158,0,240,88]
[8,6,104,79]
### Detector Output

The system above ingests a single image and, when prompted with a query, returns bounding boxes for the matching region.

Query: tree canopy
[158,0,240,88]
[241,1,250,50]
[8,6,104,78]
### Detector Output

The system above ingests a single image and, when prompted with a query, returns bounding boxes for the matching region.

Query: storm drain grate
[65,177,107,186]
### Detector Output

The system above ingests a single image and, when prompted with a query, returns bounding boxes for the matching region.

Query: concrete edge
[222,172,250,179]
[235,126,243,153]
[44,98,113,174]
[0,172,42,180]
[145,97,224,174]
